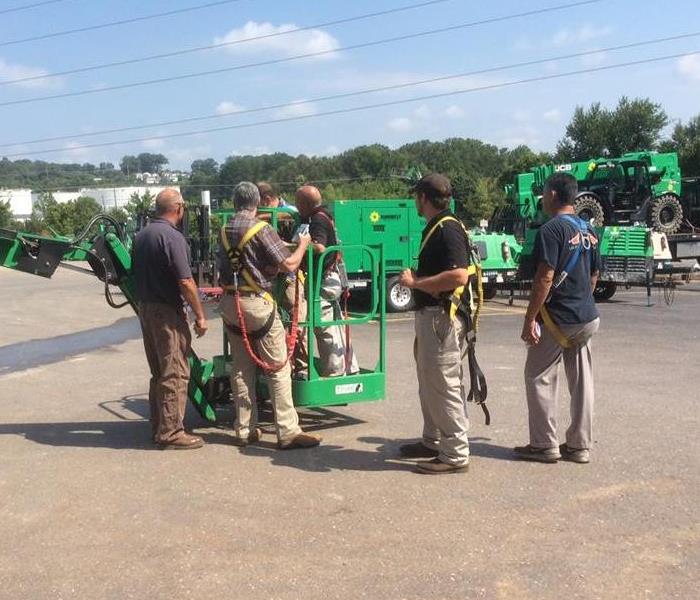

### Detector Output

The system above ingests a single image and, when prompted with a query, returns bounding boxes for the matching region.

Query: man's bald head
[155,188,185,216]
[295,185,322,217]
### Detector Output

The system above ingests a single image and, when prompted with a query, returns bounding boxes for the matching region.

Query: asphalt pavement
[1,266,698,599]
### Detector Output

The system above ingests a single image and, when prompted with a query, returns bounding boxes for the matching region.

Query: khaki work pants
[220,293,301,443]
[414,307,470,466]
[524,317,600,450]
[138,302,191,443]
[283,278,359,377]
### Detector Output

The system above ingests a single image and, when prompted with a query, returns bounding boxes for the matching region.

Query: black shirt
[534,215,602,325]
[132,217,192,308]
[308,207,338,273]
[414,210,470,309]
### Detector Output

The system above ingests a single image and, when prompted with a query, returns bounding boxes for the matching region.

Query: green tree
[126,190,155,217]
[666,115,700,177]
[0,199,13,228]
[557,97,668,160]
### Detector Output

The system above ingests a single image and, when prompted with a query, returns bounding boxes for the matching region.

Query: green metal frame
[293,243,386,407]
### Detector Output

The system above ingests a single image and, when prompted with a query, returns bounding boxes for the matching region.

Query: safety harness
[220,221,300,373]
[540,214,595,349]
[419,215,490,425]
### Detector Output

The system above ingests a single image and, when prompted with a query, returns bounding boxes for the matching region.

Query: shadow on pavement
[0,317,141,374]
[358,436,519,462]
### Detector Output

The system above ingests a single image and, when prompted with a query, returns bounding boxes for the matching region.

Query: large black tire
[386,276,415,312]
[574,193,606,226]
[648,194,683,234]
[593,281,617,302]
[482,283,498,300]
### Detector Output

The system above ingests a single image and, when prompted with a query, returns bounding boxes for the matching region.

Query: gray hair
[232,181,260,210]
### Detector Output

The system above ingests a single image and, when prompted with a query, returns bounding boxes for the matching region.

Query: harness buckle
[232,271,239,291]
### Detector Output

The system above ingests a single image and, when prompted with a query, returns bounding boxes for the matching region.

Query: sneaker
[513,444,560,463]
[398,441,439,459]
[559,444,590,464]
[278,432,322,450]
[415,458,469,475]
[232,427,262,447]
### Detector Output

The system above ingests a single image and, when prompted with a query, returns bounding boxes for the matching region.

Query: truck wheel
[386,276,415,312]
[593,281,617,302]
[482,283,497,300]
[648,194,683,234]
[574,193,606,226]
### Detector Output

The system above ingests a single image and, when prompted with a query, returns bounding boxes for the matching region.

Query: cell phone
[292,224,310,243]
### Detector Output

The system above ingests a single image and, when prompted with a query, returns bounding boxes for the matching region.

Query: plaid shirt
[218,209,290,291]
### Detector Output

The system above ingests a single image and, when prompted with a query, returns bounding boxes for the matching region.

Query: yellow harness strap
[539,305,572,348]
[220,221,274,303]
[419,215,483,327]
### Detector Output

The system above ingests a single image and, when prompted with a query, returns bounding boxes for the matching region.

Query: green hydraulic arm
[0,217,217,422]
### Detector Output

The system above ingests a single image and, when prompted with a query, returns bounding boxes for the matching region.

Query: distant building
[0,188,32,220]
[1,186,181,219]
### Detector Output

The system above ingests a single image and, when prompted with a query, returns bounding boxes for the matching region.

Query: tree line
[1,97,698,234]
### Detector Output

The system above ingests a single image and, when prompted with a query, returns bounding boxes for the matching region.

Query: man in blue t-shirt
[515,173,601,464]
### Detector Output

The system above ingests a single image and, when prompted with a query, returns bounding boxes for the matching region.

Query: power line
[0,0,451,86]
[0,0,248,48]
[2,30,698,150]
[0,0,70,15]
[7,49,698,159]
[0,0,601,107]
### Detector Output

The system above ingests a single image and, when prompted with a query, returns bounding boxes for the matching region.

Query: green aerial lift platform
[0,211,387,422]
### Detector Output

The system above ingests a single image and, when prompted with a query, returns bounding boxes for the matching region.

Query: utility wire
[0,0,451,86]
[0,0,69,15]
[2,30,698,150]
[6,49,698,159]
[0,0,248,47]
[0,0,601,107]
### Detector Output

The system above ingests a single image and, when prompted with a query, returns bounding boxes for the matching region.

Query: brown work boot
[232,427,262,447]
[415,458,469,475]
[513,444,560,463]
[158,433,204,450]
[278,432,322,450]
[399,441,439,459]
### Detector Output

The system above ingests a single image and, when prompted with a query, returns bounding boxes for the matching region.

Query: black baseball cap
[409,173,452,198]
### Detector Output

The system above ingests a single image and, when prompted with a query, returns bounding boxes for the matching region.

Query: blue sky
[1,0,699,169]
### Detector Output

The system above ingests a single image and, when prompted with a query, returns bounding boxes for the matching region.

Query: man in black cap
[397,173,472,474]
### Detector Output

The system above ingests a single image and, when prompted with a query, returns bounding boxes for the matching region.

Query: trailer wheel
[574,193,606,226]
[386,276,415,312]
[649,194,683,234]
[593,281,617,302]
[482,283,498,300]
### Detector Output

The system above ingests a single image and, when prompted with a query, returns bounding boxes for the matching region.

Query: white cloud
[214,21,339,60]
[512,109,531,123]
[141,137,166,150]
[444,105,465,119]
[0,57,59,89]
[276,101,317,118]
[62,142,90,160]
[678,54,700,82]
[551,24,613,47]
[579,51,608,68]
[387,117,413,132]
[413,105,432,120]
[543,108,561,123]
[324,145,340,156]
[230,145,271,156]
[215,101,244,115]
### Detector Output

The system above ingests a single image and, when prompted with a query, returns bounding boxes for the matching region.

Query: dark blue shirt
[132,218,192,308]
[534,215,601,325]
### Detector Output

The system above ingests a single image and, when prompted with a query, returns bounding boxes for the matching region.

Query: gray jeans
[524,317,600,450]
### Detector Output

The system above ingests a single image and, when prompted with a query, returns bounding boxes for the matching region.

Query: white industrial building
[1,186,180,219]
